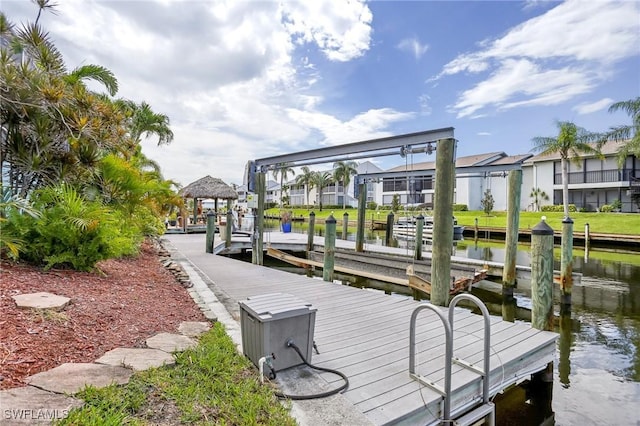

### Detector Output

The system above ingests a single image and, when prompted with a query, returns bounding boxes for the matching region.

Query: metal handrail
[448,294,491,404]
[409,304,453,422]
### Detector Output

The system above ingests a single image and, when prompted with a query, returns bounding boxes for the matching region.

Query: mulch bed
[0,239,206,390]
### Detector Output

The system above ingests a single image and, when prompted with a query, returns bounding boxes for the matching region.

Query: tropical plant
[0,186,41,259]
[272,162,295,207]
[332,160,358,209]
[607,97,640,166]
[480,189,494,216]
[310,171,332,211]
[294,166,315,206]
[529,187,549,212]
[531,121,604,217]
[7,184,138,271]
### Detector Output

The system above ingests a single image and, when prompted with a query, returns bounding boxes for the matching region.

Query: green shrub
[366,201,378,210]
[453,204,468,211]
[7,184,140,271]
[541,204,577,212]
[599,204,613,213]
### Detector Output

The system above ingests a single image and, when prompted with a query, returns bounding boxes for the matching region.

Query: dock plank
[165,234,558,426]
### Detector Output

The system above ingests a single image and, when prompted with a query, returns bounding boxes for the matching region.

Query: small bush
[599,204,613,213]
[453,204,468,211]
[366,201,378,210]
[541,204,577,212]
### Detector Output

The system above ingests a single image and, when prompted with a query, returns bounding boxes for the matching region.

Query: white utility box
[239,293,316,371]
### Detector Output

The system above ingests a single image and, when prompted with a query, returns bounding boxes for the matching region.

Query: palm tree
[332,160,358,209]
[310,171,332,211]
[607,97,640,166]
[294,166,315,207]
[532,121,604,217]
[529,188,549,212]
[121,101,174,146]
[272,162,295,207]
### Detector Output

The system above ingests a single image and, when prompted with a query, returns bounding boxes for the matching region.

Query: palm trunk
[562,157,570,218]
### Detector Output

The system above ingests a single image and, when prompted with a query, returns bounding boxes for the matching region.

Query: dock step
[454,402,495,426]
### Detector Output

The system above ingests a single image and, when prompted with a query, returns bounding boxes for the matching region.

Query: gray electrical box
[239,293,316,371]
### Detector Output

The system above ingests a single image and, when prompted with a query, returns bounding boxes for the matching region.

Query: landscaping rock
[12,292,70,311]
[178,321,211,337]
[95,348,175,371]
[26,363,133,394]
[146,333,197,352]
[0,386,83,425]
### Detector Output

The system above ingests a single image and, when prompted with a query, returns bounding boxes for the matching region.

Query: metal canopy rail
[253,127,454,170]
[357,162,525,183]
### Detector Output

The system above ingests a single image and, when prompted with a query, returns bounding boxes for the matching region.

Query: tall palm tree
[607,97,640,166]
[272,162,295,207]
[531,121,604,217]
[122,101,174,146]
[310,171,332,211]
[294,166,315,207]
[332,160,358,209]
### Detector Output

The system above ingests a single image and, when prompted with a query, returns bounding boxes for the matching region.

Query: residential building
[381,152,532,210]
[522,140,639,213]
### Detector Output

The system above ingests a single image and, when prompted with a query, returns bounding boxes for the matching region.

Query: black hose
[274,341,349,400]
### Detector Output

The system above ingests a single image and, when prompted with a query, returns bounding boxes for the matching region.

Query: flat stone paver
[0,386,83,425]
[12,292,70,311]
[178,321,211,337]
[146,333,196,352]
[26,363,133,394]
[95,348,175,371]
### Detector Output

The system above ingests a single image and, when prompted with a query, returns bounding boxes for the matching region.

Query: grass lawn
[58,323,295,425]
[267,208,640,236]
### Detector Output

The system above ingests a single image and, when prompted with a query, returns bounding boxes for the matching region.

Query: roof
[180,175,238,199]
[524,140,627,163]
[385,151,512,172]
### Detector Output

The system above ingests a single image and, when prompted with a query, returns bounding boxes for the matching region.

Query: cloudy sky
[3,0,639,187]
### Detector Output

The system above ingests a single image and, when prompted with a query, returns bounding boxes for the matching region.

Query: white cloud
[3,0,379,185]
[436,0,639,118]
[573,98,614,115]
[477,132,491,136]
[397,37,429,60]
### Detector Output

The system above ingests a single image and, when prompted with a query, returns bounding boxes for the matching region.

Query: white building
[522,140,640,212]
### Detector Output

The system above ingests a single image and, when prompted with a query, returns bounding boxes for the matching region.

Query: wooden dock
[165,233,557,425]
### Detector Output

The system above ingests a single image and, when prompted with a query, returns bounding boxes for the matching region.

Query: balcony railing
[554,169,635,185]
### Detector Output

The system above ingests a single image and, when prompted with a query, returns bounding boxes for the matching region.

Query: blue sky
[3,0,639,187]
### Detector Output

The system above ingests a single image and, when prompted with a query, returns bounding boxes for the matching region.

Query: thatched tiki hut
[179,175,238,227]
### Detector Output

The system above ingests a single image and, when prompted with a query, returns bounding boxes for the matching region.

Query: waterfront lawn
[266,208,640,235]
[58,322,295,425]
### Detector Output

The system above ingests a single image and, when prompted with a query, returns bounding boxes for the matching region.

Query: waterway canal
[255,220,640,425]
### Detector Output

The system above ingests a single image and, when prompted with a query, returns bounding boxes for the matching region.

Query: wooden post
[414,214,424,260]
[205,210,216,253]
[431,138,455,307]
[307,211,315,252]
[385,212,394,246]
[584,222,590,261]
[531,217,554,331]
[342,212,349,240]
[253,171,265,265]
[502,169,522,321]
[355,182,366,252]
[560,216,573,312]
[474,217,478,241]
[323,214,336,282]
[225,199,233,248]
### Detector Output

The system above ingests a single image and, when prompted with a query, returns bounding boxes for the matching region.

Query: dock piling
[414,215,424,260]
[385,212,394,245]
[502,170,522,321]
[355,182,366,252]
[342,212,349,240]
[205,210,216,253]
[307,212,315,252]
[531,217,554,332]
[560,217,573,312]
[431,138,456,307]
[225,200,232,248]
[323,214,336,282]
